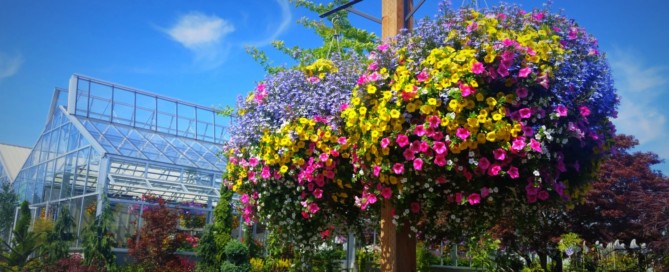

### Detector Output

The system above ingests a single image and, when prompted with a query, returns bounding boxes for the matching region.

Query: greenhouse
[11,74,229,249]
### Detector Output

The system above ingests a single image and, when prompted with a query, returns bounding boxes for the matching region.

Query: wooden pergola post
[380,1,416,271]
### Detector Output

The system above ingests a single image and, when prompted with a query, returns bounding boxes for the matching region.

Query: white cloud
[0,52,23,80]
[610,48,668,145]
[164,12,235,69]
[247,0,292,47]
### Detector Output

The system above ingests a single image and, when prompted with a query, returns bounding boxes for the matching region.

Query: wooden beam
[381,0,405,40]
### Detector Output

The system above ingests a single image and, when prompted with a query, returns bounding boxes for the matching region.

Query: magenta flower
[410,140,421,153]
[511,137,526,151]
[518,67,532,78]
[392,163,405,174]
[493,148,506,161]
[478,157,491,170]
[579,106,591,117]
[377,43,389,52]
[261,166,270,179]
[519,108,532,119]
[471,61,485,74]
[367,193,377,204]
[433,141,448,155]
[307,76,321,84]
[417,70,429,82]
[434,154,447,166]
[530,139,542,152]
[460,83,475,97]
[427,115,441,128]
[413,158,424,171]
[468,193,481,205]
[309,203,320,214]
[240,194,250,204]
[436,176,447,184]
[487,164,501,176]
[367,72,381,82]
[537,190,549,201]
[414,124,426,136]
[373,165,381,177]
[455,192,462,204]
[381,187,392,199]
[357,75,367,85]
[556,105,568,117]
[396,134,409,147]
[248,157,259,167]
[507,166,519,179]
[516,87,528,98]
[403,148,416,161]
[456,128,470,140]
[313,188,323,199]
[410,202,421,214]
[319,153,329,162]
[338,137,347,145]
[381,137,390,148]
[481,187,490,198]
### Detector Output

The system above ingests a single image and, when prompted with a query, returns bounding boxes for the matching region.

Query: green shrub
[224,239,250,265]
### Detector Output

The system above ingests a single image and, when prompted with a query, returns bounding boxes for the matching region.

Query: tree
[0,181,18,241]
[127,197,184,271]
[43,205,76,265]
[569,134,669,267]
[246,0,377,74]
[0,201,41,271]
[81,198,116,271]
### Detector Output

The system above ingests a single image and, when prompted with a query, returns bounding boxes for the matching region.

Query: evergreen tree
[0,201,41,271]
[0,182,18,241]
[81,198,116,271]
[43,205,76,265]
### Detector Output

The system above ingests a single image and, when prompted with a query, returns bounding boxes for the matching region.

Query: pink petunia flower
[519,108,532,119]
[511,137,526,151]
[249,157,259,167]
[456,128,470,140]
[507,166,519,179]
[377,43,389,52]
[518,67,532,78]
[478,157,491,170]
[436,176,447,184]
[396,134,409,147]
[427,115,441,128]
[413,158,424,171]
[261,166,271,179]
[373,165,381,177]
[516,87,528,98]
[309,203,320,214]
[434,155,447,166]
[417,70,429,82]
[471,61,485,74]
[240,194,250,204]
[493,148,506,161]
[460,84,475,97]
[419,141,430,152]
[313,188,323,199]
[403,148,415,161]
[530,139,542,153]
[433,141,447,155]
[381,187,392,199]
[487,164,502,176]
[319,153,329,162]
[338,137,347,145]
[367,72,381,82]
[468,193,481,205]
[481,187,490,198]
[455,192,462,204]
[556,105,568,117]
[414,125,426,137]
[579,106,591,117]
[537,190,549,201]
[381,137,390,148]
[357,75,367,85]
[392,163,404,174]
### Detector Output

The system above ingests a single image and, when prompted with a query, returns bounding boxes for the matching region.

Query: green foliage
[212,187,235,264]
[416,242,435,272]
[558,232,582,254]
[224,239,250,265]
[244,225,261,259]
[195,225,218,270]
[0,201,42,271]
[0,182,18,240]
[221,260,250,272]
[356,246,379,272]
[466,232,500,270]
[245,0,377,73]
[43,205,76,265]
[81,198,117,271]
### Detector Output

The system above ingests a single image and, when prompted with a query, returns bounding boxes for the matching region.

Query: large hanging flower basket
[222,2,618,264]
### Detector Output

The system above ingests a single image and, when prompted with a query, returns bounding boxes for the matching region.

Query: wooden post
[380,2,415,271]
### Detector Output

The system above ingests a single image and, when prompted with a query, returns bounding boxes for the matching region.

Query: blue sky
[1,0,668,174]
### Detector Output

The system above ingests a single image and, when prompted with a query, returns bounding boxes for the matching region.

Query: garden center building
[10,74,228,249]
